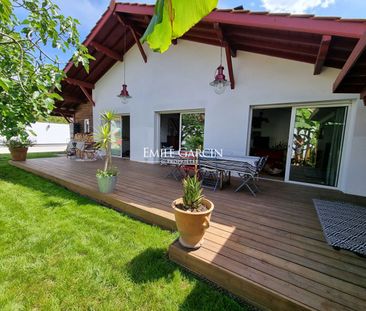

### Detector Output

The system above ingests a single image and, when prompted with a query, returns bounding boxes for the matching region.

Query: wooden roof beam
[314,35,332,75]
[65,78,95,89]
[213,23,237,58]
[224,43,235,89]
[90,41,122,61]
[61,95,84,103]
[333,32,366,92]
[52,108,75,117]
[114,13,147,63]
[80,86,95,106]
[213,23,235,89]
[360,88,366,105]
[65,1,117,74]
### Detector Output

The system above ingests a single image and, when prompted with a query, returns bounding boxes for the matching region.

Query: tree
[0,0,92,142]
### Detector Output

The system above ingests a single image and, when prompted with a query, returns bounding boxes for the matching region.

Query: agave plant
[95,111,118,176]
[182,174,204,210]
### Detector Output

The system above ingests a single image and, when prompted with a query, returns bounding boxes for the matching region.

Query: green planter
[96,175,117,193]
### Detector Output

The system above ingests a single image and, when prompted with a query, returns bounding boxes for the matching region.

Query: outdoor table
[200,155,261,190]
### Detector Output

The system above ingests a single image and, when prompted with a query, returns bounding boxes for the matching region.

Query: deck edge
[10,160,176,231]
[169,241,312,311]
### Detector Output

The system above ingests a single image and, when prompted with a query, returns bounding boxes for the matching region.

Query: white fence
[29,122,70,144]
[0,122,70,145]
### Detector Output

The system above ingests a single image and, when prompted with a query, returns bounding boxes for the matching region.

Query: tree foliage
[181,113,204,150]
[0,0,92,141]
[141,0,218,53]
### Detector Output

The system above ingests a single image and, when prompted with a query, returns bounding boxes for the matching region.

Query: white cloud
[261,0,335,13]
[55,0,107,32]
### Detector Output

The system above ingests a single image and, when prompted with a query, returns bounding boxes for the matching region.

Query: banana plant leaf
[141,0,218,53]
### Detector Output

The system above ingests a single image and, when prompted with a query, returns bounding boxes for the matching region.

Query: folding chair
[234,164,258,196]
[198,156,221,191]
[160,152,184,180]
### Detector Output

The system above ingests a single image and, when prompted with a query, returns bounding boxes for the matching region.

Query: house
[56,1,366,197]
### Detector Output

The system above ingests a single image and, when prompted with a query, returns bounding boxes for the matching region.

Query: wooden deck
[11,157,366,311]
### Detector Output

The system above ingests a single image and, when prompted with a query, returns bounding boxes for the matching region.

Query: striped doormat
[313,199,366,256]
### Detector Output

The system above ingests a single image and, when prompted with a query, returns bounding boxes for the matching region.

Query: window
[84,119,90,133]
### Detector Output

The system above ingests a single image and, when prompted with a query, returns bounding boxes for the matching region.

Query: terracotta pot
[9,147,28,161]
[172,198,214,249]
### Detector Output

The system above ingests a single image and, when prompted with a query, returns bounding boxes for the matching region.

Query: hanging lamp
[209,45,230,95]
[117,27,132,104]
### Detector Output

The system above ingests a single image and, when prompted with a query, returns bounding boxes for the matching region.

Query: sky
[38,0,366,64]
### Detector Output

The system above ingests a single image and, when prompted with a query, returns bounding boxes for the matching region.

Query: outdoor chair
[198,156,221,191]
[66,140,77,158]
[234,156,268,196]
[179,151,197,177]
[160,151,184,180]
[75,141,86,159]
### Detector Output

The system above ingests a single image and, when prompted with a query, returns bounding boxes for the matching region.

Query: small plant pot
[9,147,28,161]
[96,175,117,193]
[172,198,214,249]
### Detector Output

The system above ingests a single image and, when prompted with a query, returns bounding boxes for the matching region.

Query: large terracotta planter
[96,175,117,193]
[172,198,214,249]
[9,147,28,161]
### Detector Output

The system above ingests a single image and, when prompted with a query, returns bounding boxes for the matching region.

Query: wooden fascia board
[114,4,366,39]
[64,1,116,73]
[333,31,366,92]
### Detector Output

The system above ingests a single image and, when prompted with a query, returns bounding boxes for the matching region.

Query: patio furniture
[198,155,266,196]
[66,141,77,158]
[179,150,197,177]
[84,149,97,160]
[198,156,222,191]
[75,141,86,159]
[160,150,184,180]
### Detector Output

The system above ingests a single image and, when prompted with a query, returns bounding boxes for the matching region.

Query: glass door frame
[111,113,130,159]
[157,109,205,152]
[284,102,350,189]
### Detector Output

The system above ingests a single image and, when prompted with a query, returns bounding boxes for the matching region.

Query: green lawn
[0,153,248,310]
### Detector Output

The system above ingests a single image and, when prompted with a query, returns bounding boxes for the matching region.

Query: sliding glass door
[159,112,205,151]
[287,106,347,187]
[111,115,130,158]
[111,116,122,157]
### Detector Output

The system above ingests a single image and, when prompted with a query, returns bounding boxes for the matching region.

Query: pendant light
[117,27,132,104]
[209,45,230,95]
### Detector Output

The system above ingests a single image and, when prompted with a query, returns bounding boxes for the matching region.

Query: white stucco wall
[93,40,365,196]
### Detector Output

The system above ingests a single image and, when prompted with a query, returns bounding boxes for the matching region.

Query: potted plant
[95,111,119,193]
[172,173,214,249]
[5,136,34,161]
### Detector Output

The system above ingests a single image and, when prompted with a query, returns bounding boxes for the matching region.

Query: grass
[0,153,248,311]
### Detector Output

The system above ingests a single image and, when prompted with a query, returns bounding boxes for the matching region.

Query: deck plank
[10,157,366,311]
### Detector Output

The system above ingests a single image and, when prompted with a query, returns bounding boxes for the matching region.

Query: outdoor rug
[313,199,366,256]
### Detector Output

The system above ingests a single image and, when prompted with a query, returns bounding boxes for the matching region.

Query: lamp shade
[117,84,132,104]
[209,65,230,95]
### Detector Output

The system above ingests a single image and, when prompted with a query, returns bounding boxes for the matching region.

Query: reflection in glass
[289,106,347,187]
[111,117,122,157]
[181,113,205,150]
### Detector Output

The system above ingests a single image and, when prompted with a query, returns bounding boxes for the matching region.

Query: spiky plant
[95,111,118,176]
[182,174,203,210]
